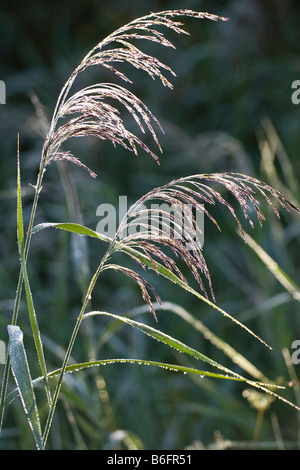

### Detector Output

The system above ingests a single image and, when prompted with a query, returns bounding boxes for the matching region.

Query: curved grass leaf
[82,311,281,391]
[81,312,300,410]
[6,310,298,412]
[5,357,286,408]
[240,230,300,301]
[101,301,270,383]
[50,359,246,381]
[17,150,51,406]
[32,222,111,243]
[7,354,299,411]
[122,246,272,349]
[7,325,44,450]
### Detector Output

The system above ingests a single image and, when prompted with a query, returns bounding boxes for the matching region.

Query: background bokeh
[1,0,300,450]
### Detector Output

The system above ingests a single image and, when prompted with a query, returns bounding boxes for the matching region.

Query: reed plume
[37,9,299,318]
[41,10,228,176]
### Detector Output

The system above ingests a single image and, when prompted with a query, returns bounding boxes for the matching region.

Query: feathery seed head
[42,10,228,176]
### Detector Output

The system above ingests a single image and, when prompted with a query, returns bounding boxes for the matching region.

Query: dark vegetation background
[1,0,300,450]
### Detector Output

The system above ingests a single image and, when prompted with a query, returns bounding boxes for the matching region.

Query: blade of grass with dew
[17,149,52,406]
[82,313,300,409]
[51,359,248,382]
[6,316,299,416]
[32,221,111,243]
[16,360,254,388]
[7,325,44,450]
[93,302,268,382]
[6,356,299,413]
[121,301,270,383]
[32,221,272,349]
[82,311,278,390]
[161,302,270,381]
[240,230,300,301]
[4,357,285,408]
[122,246,272,349]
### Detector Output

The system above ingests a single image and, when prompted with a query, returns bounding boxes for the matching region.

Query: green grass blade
[81,313,300,410]
[7,325,44,450]
[17,151,52,406]
[120,301,270,383]
[51,359,246,381]
[5,357,286,407]
[260,117,300,202]
[82,311,275,387]
[241,230,300,301]
[54,360,262,383]
[6,355,298,411]
[121,246,272,349]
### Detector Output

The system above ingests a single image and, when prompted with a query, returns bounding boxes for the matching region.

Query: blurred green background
[1,0,300,450]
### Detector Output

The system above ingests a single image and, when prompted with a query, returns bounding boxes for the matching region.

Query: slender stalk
[0,153,47,430]
[253,409,264,448]
[42,248,113,446]
[16,140,52,408]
